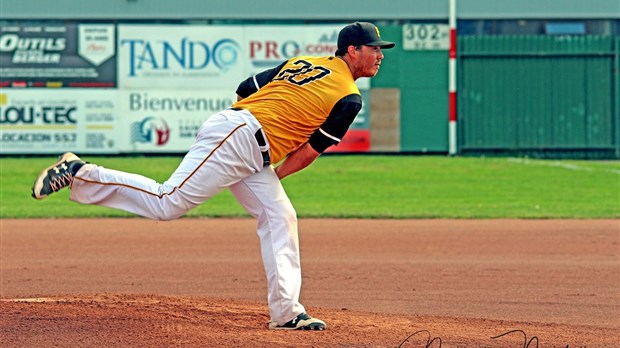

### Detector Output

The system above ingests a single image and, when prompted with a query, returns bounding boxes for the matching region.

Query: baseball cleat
[269,312,326,330]
[32,152,85,200]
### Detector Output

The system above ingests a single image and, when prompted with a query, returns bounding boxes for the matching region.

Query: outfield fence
[372,31,620,158]
[457,35,620,158]
[0,21,618,158]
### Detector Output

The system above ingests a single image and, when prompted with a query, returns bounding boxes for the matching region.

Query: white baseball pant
[70,108,305,325]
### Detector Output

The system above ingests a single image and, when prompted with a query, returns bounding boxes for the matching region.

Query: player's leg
[33,110,265,220]
[229,167,326,330]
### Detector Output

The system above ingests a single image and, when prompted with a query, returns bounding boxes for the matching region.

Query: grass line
[1,155,618,219]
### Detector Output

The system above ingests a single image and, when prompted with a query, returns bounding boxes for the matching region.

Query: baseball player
[32,22,394,330]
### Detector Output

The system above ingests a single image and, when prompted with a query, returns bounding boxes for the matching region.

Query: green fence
[372,26,449,153]
[458,35,620,158]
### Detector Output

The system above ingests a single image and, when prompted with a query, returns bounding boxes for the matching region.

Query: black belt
[228,107,270,167]
[255,130,271,167]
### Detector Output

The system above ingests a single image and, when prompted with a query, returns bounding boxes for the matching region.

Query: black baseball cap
[335,22,395,56]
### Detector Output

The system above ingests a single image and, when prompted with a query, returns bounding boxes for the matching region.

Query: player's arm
[308,93,362,154]
[275,94,362,180]
[275,142,320,180]
[236,60,289,100]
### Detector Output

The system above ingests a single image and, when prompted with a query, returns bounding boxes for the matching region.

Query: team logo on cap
[374,26,381,38]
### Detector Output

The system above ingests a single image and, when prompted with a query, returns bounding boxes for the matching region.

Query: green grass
[1,155,618,218]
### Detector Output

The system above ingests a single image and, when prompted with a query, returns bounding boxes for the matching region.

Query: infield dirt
[1,218,619,347]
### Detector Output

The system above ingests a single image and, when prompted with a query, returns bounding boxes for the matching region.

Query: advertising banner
[117,90,236,152]
[243,25,370,90]
[245,25,340,72]
[0,23,116,88]
[0,89,118,154]
[118,25,245,89]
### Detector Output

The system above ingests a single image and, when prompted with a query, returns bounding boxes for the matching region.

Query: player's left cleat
[269,312,326,330]
[32,152,85,200]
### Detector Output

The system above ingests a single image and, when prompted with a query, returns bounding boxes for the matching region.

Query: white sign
[403,24,450,51]
[244,25,369,90]
[118,25,245,89]
[0,89,118,154]
[117,90,236,152]
[78,24,115,66]
[245,25,340,72]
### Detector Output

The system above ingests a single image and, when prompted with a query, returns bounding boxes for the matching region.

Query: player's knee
[281,201,298,227]
[263,200,297,225]
[155,214,179,222]
[149,197,193,221]
[151,209,184,221]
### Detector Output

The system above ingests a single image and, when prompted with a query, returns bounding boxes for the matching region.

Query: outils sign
[0,23,116,88]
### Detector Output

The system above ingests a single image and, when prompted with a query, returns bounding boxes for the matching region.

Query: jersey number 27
[273,59,331,86]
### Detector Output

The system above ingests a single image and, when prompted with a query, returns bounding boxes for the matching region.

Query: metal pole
[448,0,458,155]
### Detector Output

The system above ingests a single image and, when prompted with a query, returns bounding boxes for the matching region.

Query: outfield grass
[1,155,618,218]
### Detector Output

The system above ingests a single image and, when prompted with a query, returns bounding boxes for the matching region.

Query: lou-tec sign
[118,25,245,89]
[1,105,77,125]
[0,89,117,154]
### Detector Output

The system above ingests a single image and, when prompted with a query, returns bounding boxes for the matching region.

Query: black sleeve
[235,60,289,98]
[308,94,362,153]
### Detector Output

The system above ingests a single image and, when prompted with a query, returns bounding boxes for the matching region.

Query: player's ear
[347,45,358,57]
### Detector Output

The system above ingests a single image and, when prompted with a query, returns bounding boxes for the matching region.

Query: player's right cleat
[269,312,327,330]
[32,152,85,200]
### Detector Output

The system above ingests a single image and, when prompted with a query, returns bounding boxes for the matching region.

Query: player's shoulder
[297,56,351,74]
[289,55,337,64]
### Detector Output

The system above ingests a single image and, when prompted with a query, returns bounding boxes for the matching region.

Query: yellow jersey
[232,55,362,164]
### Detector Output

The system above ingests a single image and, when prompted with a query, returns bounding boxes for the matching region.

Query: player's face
[350,45,385,79]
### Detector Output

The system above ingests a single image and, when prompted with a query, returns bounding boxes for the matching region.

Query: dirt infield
[1,218,619,347]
